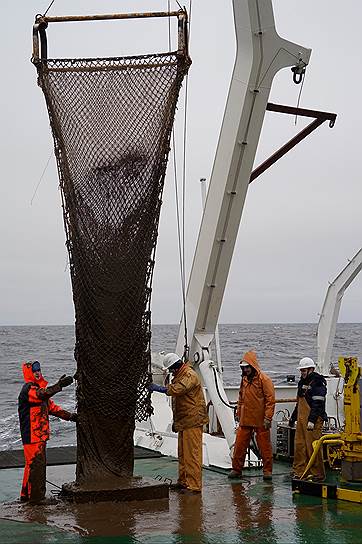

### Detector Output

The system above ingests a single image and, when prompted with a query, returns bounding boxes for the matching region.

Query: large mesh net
[35,48,190,483]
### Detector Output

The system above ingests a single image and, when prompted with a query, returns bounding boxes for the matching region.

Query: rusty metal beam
[32,10,189,64]
[36,11,182,24]
[249,103,337,183]
[266,102,336,124]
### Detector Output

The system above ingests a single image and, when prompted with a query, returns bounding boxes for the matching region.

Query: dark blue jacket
[290,371,327,424]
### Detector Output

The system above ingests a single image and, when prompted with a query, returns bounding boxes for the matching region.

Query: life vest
[18,362,69,444]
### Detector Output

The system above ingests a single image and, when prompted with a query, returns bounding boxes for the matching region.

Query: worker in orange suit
[18,361,77,503]
[229,351,275,480]
[149,353,209,495]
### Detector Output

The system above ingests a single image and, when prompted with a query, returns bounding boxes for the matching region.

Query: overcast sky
[0,0,361,326]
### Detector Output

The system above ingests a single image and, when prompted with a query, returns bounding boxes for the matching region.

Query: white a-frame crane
[175,0,311,450]
[317,248,362,376]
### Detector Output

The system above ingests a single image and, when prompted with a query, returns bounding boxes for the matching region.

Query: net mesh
[35,50,189,482]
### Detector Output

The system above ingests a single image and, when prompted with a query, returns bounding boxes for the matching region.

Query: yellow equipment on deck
[338,356,362,480]
[292,357,362,503]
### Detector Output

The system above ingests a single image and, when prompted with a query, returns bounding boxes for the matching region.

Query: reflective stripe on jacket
[237,351,275,427]
[290,371,327,425]
[18,362,71,444]
[166,363,209,432]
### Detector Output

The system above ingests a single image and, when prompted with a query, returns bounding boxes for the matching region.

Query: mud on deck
[0,452,361,543]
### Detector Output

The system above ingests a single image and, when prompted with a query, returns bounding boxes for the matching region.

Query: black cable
[46,478,62,490]
[210,367,262,460]
[43,0,56,17]
[211,367,237,410]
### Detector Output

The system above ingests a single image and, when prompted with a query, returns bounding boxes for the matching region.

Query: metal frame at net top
[32,10,190,64]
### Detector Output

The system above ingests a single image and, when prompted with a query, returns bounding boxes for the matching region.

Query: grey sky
[0,0,361,325]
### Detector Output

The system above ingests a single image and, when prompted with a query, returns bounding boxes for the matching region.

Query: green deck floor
[0,457,361,543]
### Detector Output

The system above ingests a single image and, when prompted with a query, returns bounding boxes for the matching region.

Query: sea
[0,323,360,451]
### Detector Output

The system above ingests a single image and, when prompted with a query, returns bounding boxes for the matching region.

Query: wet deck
[0,455,361,543]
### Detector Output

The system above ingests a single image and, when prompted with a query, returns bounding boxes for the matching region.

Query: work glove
[58,374,73,389]
[263,418,272,430]
[148,383,167,394]
[69,413,78,422]
[307,421,315,431]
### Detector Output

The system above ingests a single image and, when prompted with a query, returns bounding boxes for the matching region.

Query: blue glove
[148,383,167,394]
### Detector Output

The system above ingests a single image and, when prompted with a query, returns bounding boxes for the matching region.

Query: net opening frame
[32,10,189,65]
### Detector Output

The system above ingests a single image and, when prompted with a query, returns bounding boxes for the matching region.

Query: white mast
[176,0,311,364]
[317,248,362,375]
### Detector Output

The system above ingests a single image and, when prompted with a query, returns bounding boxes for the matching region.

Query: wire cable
[30,152,52,205]
[43,0,56,17]
[167,1,190,357]
[294,70,306,125]
[179,0,193,358]
[46,478,62,490]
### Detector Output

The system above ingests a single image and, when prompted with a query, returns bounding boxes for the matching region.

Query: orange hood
[22,362,47,388]
[240,351,260,374]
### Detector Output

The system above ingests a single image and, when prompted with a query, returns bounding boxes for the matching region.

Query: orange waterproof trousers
[292,397,325,479]
[21,442,46,502]
[177,426,203,491]
[232,426,273,475]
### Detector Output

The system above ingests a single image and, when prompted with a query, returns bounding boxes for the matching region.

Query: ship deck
[0,449,361,543]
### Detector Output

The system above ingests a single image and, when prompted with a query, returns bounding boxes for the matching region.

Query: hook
[291,64,305,84]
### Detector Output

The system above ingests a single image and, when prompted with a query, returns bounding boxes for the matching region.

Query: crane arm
[176,0,311,362]
[317,248,362,375]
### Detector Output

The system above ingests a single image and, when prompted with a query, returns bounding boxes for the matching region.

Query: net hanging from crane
[34,37,190,482]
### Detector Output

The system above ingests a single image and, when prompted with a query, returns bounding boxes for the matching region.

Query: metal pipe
[37,12,182,24]
[32,10,189,65]
[249,102,337,184]
[266,102,336,124]
[300,433,342,479]
[275,398,297,403]
[250,118,324,183]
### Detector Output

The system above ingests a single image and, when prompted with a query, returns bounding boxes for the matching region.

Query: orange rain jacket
[237,351,275,427]
[166,363,209,432]
[18,362,72,444]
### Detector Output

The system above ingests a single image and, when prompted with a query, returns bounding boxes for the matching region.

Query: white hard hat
[163,352,182,370]
[297,357,315,370]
